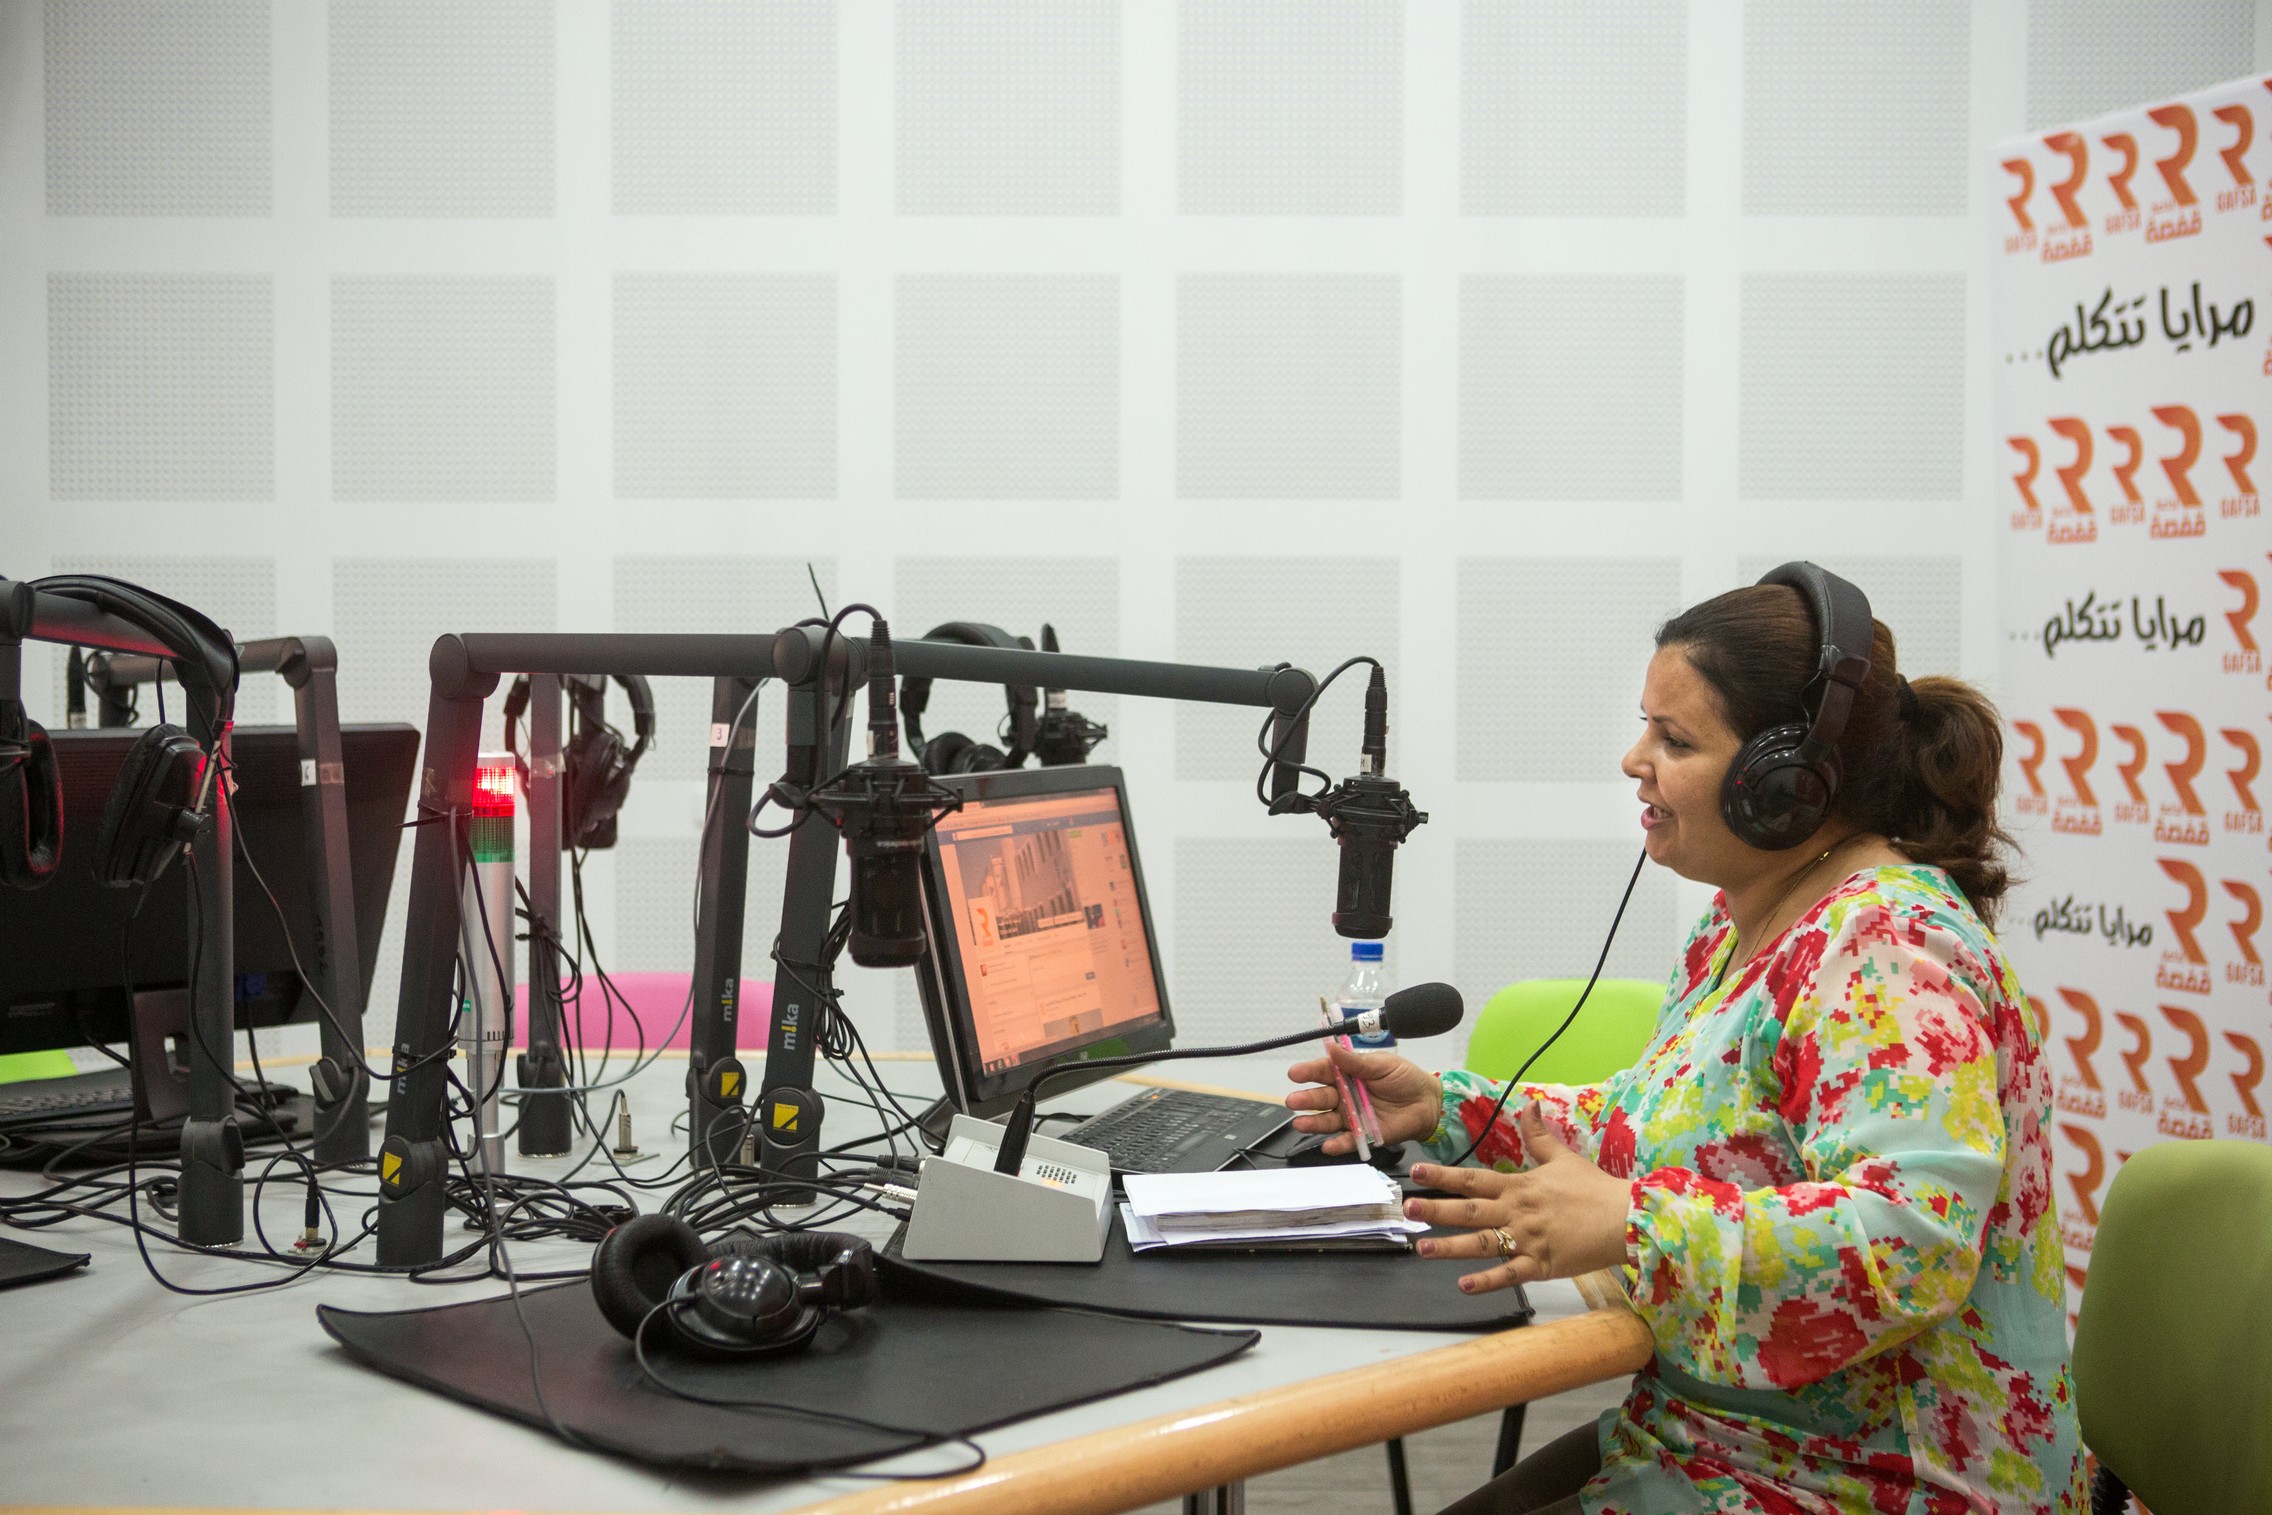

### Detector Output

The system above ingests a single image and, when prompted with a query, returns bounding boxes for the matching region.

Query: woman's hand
[1283,1041,1443,1154]
[1403,1106,1632,1293]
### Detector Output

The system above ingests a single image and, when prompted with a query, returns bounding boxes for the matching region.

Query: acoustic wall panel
[1179,0,1403,216]
[48,274,272,501]
[1459,274,1683,501]
[1460,0,1687,217]
[614,273,837,500]
[612,832,789,984]
[48,555,280,725]
[610,557,840,784]
[1453,839,1679,1011]
[895,275,1119,500]
[1177,274,1401,499]
[44,0,269,215]
[1174,557,1399,782]
[1456,558,1682,783]
[1743,0,1971,216]
[1174,834,1394,1044]
[1738,273,1966,502]
[332,277,555,502]
[895,0,1119,215]
[329,0,553,217]
[1735,555,1964,679]
[2026,0,2254,129]
[891,556,1122,765]
[612,0,837,215]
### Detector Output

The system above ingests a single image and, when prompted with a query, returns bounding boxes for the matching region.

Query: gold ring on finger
[1493,1227,1518,1258]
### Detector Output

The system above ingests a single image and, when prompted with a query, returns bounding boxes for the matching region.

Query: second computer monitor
[914,764,1174,1117]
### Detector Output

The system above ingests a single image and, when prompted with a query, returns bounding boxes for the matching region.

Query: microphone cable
[1439,845,1650,1170]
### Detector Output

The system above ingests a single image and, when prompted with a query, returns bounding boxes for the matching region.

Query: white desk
[0,1054,1647,1514]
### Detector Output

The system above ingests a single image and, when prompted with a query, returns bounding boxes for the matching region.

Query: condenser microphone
[1030,624,1109,767]
[804,620,962,967]
[989,981,1463,1175]
[1312,665,1426,938]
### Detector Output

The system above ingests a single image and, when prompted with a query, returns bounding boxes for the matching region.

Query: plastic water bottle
[1335,941,1392,1051]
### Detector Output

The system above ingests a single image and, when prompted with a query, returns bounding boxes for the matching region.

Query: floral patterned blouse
[1424,865,2084,1515]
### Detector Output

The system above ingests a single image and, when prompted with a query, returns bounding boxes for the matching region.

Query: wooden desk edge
[791,1289,1653,1515]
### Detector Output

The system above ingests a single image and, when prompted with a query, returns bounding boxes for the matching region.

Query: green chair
[2074,1139,2272,1515]
[0,1050,77,1085]
[1381,977,1667,1511]
[1462,978,1665,1085]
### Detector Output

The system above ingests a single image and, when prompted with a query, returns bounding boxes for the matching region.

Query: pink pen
[1320,995,1384,1159]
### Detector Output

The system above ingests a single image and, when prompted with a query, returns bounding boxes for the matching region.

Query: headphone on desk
[13,576,239,892]
[590,1214,876,1358]
[900,622,1039,776]
[1719,562,1874,851]
[504,673,655,850]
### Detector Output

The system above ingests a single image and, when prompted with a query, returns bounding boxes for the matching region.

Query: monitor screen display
[932,786,1164,1074]
[915,765,1175,1116]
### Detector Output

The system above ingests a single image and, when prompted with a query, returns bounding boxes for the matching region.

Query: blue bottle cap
[1351,941,1384,962]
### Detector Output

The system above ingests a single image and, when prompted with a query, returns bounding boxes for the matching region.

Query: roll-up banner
[1993,74,2271,1316]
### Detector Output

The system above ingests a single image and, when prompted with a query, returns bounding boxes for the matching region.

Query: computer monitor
[913,764,1175,1118]
[0,724,419,1055]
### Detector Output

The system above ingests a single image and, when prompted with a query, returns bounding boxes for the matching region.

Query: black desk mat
[0,1234,90,1289]
[319,1278,1257,1474]
[880,1210,1531,1332]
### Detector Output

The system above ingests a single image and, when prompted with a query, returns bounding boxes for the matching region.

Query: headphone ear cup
[950,740,1005,774]
[920,731,973,777]
[564,725,629,849]
[591,1213,712,1341]
[747,1230,878,1309]
[94,724,205,888]
[0,720,63,891]
[1721,725,1833,850]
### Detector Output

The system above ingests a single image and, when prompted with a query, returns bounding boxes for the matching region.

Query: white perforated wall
[49,274,271,500]
[614,274,837,501]
[329,0,554,218]
[1738,273,1968,501]
[1461,0,1687,216]
[1460,275,1684,501]
[896,276,1120,499]
[1180,0,1404,215]
[1743,1,1973,216]
[44,0,269,216]
[8,1,2252,1065]
[2026,0,2256,129]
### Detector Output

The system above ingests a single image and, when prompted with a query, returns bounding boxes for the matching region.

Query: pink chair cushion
[512,973,770,1053]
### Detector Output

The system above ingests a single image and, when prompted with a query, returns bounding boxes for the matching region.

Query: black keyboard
[1061,1087,1294,1175]
[0,1068,134,1124]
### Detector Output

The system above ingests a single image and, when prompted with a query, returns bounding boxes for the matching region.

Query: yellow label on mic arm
[772,1102,799,1132]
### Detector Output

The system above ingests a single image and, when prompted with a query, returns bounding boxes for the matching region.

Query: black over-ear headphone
[25,576,239,891]
[504,673,655,850]
[1719,562,1874,851]
[0,676,62,890]
[900,622,1039,776]
[590,1213,876,1359]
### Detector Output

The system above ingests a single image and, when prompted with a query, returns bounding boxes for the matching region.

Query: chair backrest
[1461,978,1664,1085]
[2073,1139,2272,1515]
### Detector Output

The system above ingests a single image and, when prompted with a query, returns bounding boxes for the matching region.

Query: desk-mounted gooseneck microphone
[991,980,1464,1176]
[898,984,1462,1265]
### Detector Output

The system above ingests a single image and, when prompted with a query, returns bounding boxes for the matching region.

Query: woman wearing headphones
[1287,568,2083,1515]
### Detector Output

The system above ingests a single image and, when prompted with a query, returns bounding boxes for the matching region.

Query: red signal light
[472,759,517,818]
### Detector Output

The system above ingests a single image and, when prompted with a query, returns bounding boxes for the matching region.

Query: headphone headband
[1752,562,1872,766]
[899,622,1037,764]
[1715,563,1875,851]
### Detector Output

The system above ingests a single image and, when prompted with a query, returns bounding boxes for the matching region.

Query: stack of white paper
[1120,1166,1427,1252]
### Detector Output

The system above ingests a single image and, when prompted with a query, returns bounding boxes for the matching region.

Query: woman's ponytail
[1873,675,2015,927]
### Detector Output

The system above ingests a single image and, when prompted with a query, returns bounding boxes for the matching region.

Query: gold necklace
[1740,835,1863,964]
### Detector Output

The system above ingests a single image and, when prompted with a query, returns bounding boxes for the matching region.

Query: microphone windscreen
[1381,982,1462,1040]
